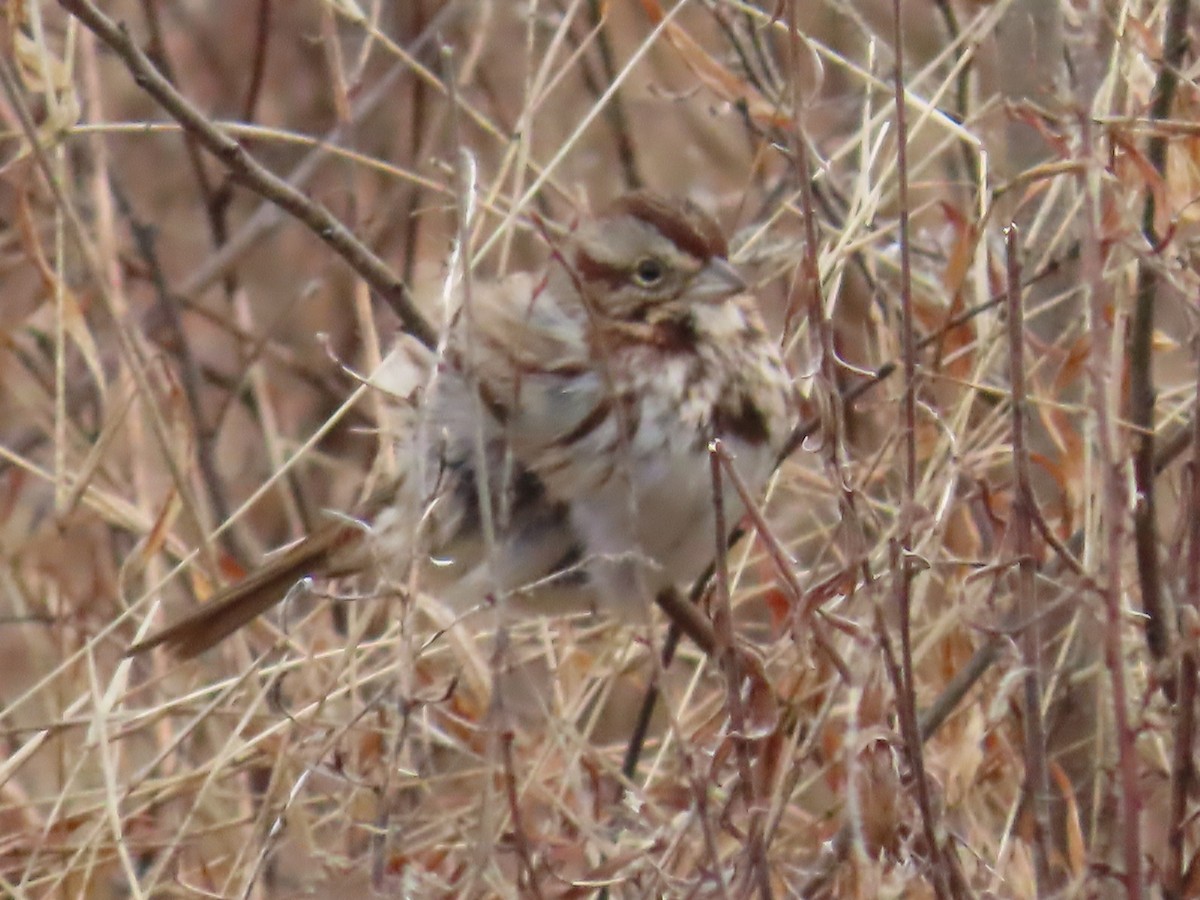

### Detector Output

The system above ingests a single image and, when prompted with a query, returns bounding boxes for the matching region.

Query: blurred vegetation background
[1,1,1198,896]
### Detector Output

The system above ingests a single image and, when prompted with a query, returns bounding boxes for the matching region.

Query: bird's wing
[410,272,592,611]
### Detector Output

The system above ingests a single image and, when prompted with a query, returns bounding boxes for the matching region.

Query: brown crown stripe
[608,192,728,261]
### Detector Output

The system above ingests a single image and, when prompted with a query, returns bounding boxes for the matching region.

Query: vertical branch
[585,0,642,190]
[889,3,951,897]
[709,441,773,900]
[1167,659,1198,895]
[1166,300,1200,898]
[929,0,979,201]
[1129,0,1190,664]
[1004,224,1052,889]
[784,2,829,359]
[707,443,750,790]
[500,729,544,899]
[399,0,432,292]
[138,0,221,264]
[1080,114,1143,898]
[112,182,254,567]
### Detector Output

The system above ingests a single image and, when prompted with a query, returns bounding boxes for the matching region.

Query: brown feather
[125,522,362,659]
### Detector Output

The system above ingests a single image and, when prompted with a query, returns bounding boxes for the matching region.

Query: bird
[126,191,796,660]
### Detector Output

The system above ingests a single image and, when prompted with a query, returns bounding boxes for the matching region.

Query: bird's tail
[125,522,364,659]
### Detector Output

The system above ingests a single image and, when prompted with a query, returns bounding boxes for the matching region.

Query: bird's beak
[690,257,747,301]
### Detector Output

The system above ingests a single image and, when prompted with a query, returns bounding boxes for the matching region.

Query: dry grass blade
[2,1,1197,896]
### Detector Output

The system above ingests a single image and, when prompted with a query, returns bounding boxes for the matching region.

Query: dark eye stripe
[573,251,629,288]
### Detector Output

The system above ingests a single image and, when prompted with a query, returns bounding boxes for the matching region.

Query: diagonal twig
[58,0,437,349]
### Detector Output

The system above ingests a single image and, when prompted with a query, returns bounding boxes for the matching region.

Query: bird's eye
[632,257,665,287]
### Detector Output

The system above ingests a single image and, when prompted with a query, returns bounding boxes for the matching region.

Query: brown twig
[889,3,952,896]
[1005,223,1052,890]
[1166,654,1197,899]
[1081,111,1143,898]
[110,178,253,568]
[652,586,716,656]
[930,0,979,200]
[1167,296,1200,898]
[398,1,433,292]
[708,440,773,900]
[138,0,224,287]
[707,6,781,113]
[141,0,273,305]
[499,728,544,899]
[585,0,642,190]
[687,751,734,900]
[58,0,437,349]
[1129,0,1190,666]
[237,0,273,125]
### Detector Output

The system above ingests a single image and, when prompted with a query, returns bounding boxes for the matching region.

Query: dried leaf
[138,490,180,569]
[938,202,977,299]
[737,653,779,740]
[1049,760,1085,878]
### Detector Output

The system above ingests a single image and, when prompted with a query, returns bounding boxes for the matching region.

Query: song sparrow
[127,192,796,659]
